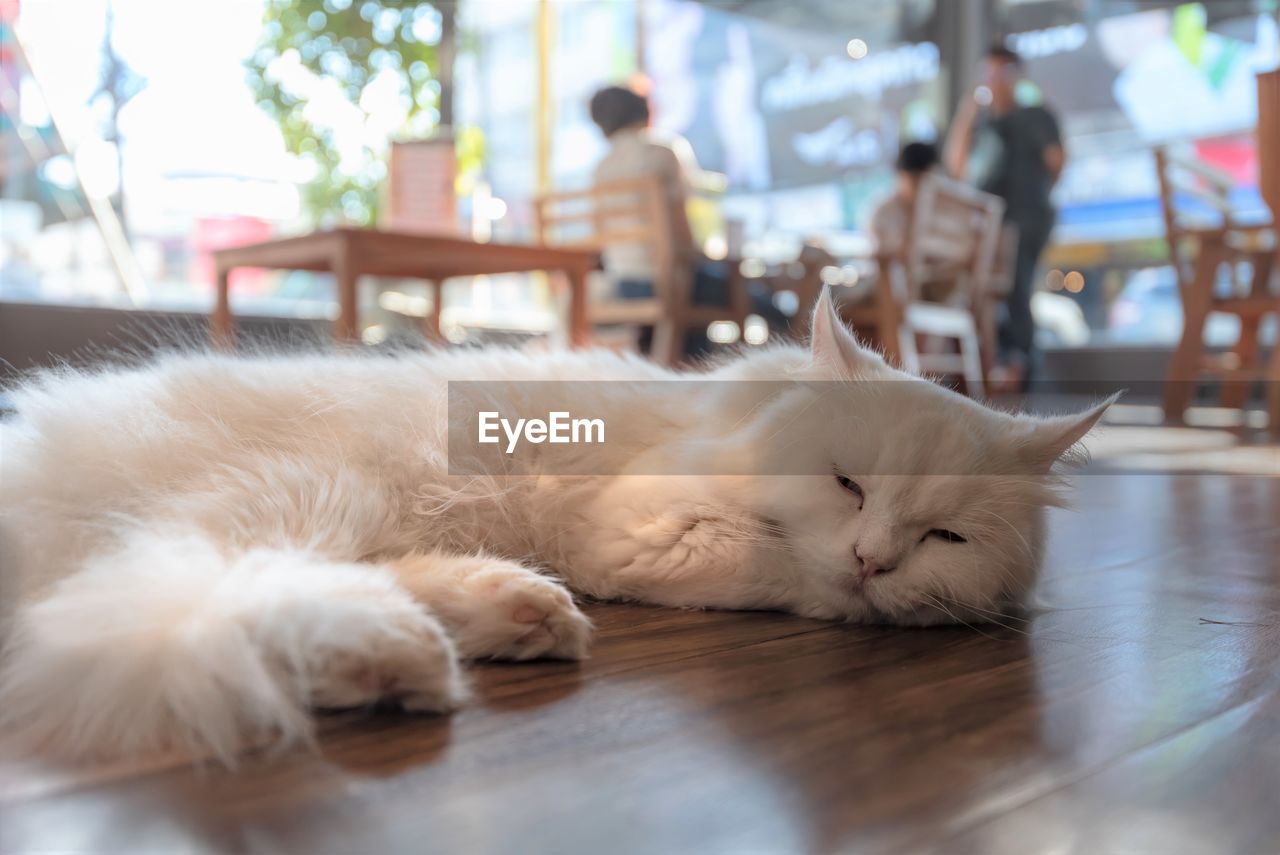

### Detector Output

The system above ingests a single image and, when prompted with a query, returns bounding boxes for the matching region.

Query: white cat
[0,292,1110,762]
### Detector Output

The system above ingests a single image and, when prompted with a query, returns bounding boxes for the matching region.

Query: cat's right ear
[810,286,876,374]
[1016,393,1119,471]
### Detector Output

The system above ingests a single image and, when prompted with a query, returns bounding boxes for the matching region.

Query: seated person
[589,85,785,358]
[867,141,953,304]
[870,141,939,258]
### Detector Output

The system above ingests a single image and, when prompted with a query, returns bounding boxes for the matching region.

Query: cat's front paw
[454,564,593,662]
[269,591,468,713]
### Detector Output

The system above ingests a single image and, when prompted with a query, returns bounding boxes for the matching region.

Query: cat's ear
[1018,394,1119,470]
[810,286,876,374]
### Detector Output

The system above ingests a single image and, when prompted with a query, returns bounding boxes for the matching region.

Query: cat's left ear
[810,286,877,374]
[1019,394,1120,470]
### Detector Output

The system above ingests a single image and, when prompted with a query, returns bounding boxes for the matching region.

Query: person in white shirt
[588,85,785,359]
[590,86,700,288]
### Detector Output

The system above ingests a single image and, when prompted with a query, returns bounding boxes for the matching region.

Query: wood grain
[2,470,1278,854]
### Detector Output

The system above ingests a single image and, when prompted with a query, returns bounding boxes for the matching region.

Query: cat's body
[0,295,1110,761]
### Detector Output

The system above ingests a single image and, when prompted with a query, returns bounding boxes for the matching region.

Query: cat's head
[732,289,1112,625]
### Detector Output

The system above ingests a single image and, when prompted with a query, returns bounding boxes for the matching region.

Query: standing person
[588,85,785,360]
[944,45,1065,390]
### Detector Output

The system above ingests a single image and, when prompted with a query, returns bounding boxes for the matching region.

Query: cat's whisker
[917,594,1010,642]
[931,594,1033,637]
[970,509,1037,560]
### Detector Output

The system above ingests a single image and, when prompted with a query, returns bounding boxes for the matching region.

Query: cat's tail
[0,529,313,765]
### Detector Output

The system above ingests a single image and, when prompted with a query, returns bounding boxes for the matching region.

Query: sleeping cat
[0,291,1111,762]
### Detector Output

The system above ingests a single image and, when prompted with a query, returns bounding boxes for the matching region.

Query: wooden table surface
[3,464,1278,854]
[212,227,600,345]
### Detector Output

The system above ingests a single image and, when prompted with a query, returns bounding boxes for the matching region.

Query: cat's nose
[855,547,896,580]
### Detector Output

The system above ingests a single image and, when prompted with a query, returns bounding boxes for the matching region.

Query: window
[998,0,1278,345]
[2,0,318,314]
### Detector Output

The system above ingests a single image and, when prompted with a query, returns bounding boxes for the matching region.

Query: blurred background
[0,0,1276,387]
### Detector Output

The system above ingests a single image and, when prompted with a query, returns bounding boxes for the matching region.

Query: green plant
[245,0,445,226]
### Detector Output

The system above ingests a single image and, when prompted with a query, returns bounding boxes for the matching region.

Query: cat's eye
[835,474,863,501]
[925,528,967,544]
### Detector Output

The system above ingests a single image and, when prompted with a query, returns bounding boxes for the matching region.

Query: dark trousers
[998,214,1054,377]
[619,261,788,359]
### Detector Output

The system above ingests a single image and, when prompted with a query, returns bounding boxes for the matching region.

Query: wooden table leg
[957,322,985,399]
[564,265,590,348]
[974,295,999,382]
[424,280,444,343]
[876,259,907,368]
[1163,243,1218,423]
[1268,328,1280,434]
[211,266,234,349]
[332,241,359,343]
[1219,249,1272,410]
[1221,315,1261,410]
[1267,246,1280,434]
[726,263,750,327]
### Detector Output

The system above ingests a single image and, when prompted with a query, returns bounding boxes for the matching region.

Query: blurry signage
[1007,2,1276,143]
[759,43,938,113]
[761,42,938,176]
[645,0,1275,192]
[385,138,459,235]
[645,1,938,190]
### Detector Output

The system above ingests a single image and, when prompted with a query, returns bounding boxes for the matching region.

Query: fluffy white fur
[0,292,1110,762]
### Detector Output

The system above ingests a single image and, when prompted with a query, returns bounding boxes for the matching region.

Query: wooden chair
[1155,148,1278,424]
[533,177,748,365]
[847,173,1005,397]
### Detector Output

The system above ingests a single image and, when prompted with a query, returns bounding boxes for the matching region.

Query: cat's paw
[259,577,468,713]
[454,564,593,661]
[307,607,467,712]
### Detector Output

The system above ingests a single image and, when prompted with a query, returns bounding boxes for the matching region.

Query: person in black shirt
[945,45,1065,391]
